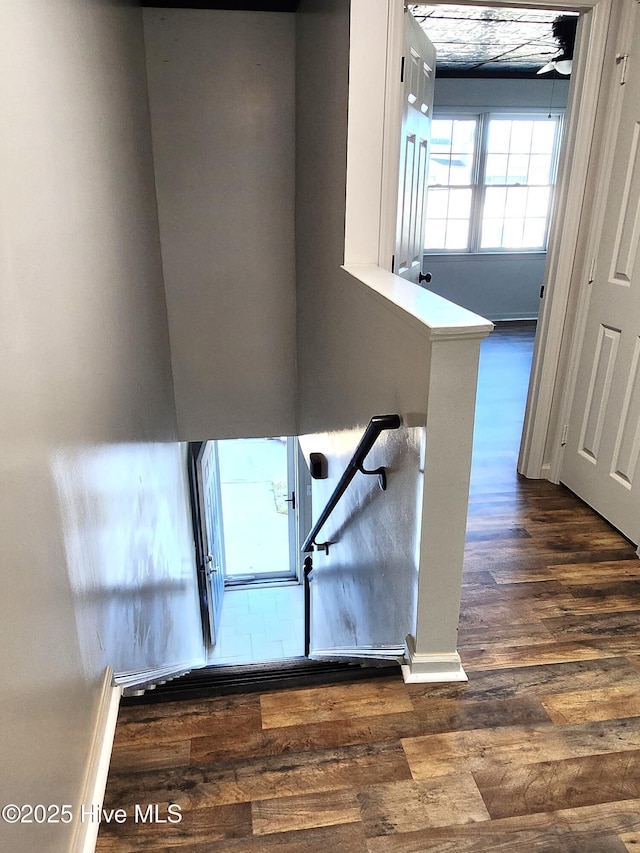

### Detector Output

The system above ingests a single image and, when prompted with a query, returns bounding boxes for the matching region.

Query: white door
[560,5,640,544]
[394,10,436,282]
[197,441,226,645]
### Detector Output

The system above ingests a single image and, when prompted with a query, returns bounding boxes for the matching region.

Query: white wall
[425,77,570,321]
[143,9,297,440]
[302,423,422,651]
[0,3,203,850]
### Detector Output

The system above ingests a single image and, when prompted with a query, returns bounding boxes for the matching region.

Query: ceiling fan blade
[537,61,557,75]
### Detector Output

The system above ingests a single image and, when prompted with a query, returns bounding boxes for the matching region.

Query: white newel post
[403,330,490,683]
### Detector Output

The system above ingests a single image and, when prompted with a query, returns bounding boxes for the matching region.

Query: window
[425,113,563,253]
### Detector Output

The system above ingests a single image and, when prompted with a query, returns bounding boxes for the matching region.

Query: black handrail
[302,414,401,554]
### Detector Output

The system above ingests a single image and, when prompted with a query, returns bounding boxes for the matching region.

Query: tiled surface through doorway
[207,583,304,666]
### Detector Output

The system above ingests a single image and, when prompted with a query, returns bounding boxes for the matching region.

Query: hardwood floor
[97,322,640,852]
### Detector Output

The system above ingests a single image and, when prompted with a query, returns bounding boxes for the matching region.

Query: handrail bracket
[357,463,387,490]
[302,414,401,554]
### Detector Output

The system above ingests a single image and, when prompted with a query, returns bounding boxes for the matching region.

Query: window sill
[423,251,547,261]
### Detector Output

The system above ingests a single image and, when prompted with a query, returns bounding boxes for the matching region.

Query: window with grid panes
[425,113,563,253]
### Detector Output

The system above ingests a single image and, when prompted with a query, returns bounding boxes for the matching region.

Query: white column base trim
[401,637,468,683]
[71,667,122,853]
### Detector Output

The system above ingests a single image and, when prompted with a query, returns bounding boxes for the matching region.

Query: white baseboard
[540,462,553,481]
[401,637,468,683]
[71,667,122,853]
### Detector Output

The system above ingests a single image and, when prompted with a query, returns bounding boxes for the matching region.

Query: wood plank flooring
[97,323,640,852]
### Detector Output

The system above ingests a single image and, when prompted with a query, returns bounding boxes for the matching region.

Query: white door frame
[348,0,616,482]
[515,0,618,480]
[546,0,636,487]
[546,0,640,548]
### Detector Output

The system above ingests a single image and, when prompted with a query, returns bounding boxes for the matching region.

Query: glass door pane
[217,437,298,584]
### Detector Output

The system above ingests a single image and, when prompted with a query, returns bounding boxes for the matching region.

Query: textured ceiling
[409,5,578,76]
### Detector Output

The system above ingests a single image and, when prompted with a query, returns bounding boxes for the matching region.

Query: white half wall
[0,3,204,850]
[144,9,297,440]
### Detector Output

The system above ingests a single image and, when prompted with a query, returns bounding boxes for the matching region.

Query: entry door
[197,441,226,645]
[560,5,640,544]
[217,437,300,583]
[394,10,436,282]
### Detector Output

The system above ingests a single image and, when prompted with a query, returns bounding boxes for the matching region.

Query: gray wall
[434,77,570,111]
[143,9,297,440]
[425,77,570,321]
[0,3,203,849]
[424,252,546,321]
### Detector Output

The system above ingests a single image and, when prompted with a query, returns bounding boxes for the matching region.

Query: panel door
[561,6,640,544]
[197,441,226,645]
[394,10,436,281]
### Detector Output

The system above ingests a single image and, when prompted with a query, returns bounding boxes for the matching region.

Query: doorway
[415,0,620,494]
[191,436,309,666]
[368,0,612,482]
[218,437,298,585]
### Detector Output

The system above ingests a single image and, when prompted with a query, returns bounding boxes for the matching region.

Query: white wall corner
[344,0,390,265]
[401,635,468,683]
[71,667,122,853]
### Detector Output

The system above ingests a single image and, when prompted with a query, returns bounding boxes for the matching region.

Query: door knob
[419,272,432,284]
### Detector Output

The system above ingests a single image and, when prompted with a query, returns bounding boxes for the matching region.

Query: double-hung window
[425,112,563,253]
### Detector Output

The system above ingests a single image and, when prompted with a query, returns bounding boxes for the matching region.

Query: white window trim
[425,108,565,255]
